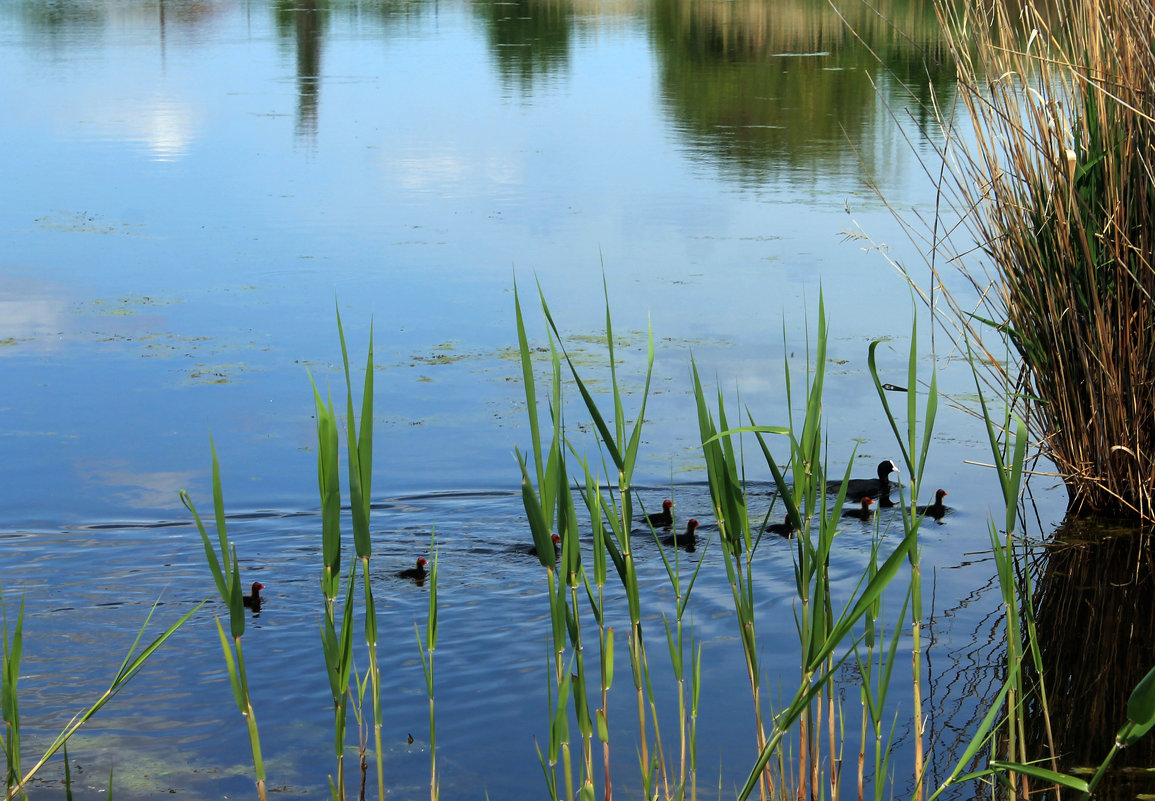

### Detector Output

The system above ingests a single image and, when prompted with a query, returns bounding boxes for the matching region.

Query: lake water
[0,0,1069,799]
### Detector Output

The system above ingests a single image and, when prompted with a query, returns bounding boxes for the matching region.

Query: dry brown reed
[864,0,1155,521]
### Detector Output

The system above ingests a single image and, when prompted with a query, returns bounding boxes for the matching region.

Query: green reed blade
[182,491,228,603]
[550,660,572,759]
[990,762,1088,792]
[584,472,607,588]
[603,628,615,693]
[622,323,655,478]
[1,590,23,794]
[336,306,374,560]
[868,340,913,477]
[1,593,23,731]
[227,547,245,640]
[428,533,439,652]
[600,274,624,448]
[1007,415,1027,535]
[536,287,624,472]
[662,616,682,680]
[572,674,592,739]
[60,742,71,801]
[518,453,557,569]
[906,312,918,459]
[514,279,546,488]
[1120,665,1155,746]
[210,441,230,579]
[311,379,342,598]
[9,599,200,800]
[363,562,377,648]
[214,618,245,711]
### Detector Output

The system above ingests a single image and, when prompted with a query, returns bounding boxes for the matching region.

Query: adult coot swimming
[827,460,899,501]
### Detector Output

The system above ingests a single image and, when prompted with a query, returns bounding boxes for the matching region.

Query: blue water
[0,0,1067,798]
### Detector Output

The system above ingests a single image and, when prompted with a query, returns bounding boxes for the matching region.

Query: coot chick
[644,499,675,528]
[242,581,265,609]
[527,534,562,556]
[827,460,900,501]
[765,514,796,538]
[662,519,699,547]
[397,557,428,581]
[914,489,949,520]
[843,497,875,522]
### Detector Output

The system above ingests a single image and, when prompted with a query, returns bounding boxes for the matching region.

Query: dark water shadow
[1023,517,1155,799]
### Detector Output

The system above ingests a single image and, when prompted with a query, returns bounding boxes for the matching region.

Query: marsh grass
[849,0,1155,520]
[182,444,267,801]
[513,285,987,801]
[181,308,443,801]
[510,278,1155,801]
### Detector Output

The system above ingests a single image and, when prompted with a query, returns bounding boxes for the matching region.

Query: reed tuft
[855,0,1155,520]
[933,0,1155,518]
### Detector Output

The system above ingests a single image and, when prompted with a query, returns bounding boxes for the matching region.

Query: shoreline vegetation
[6,0,1155,797]
[850,0,1155,521]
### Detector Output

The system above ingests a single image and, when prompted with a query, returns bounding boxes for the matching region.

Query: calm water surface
[2,0,1065,798]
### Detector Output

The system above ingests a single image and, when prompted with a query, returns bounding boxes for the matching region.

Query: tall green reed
[518,277,691,801]
[866,310,938,801]
[516,285,946,801]
[182,443,267,801]
[335,310,387,801]
[700,301,921,801]
[1,592,23,796]
[312,373,357,800]
[416,532,440,801]
[310,307,382,800]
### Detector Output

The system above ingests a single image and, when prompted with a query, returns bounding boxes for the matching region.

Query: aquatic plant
[0,586,195,801]
[182,309,441,801]
[416,530,441,801]
[853,0,1155,520]
[310,307,394,801]
[182,444,267,801]
[514,286,947,801]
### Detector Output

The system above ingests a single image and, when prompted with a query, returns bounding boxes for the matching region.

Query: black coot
[765,514,796,538]
[827,460,899,502]
[242,581,264,609]
[662,519,699,547]
[914,489,949,520]
[843,496,875,522]
[644,499,675,528]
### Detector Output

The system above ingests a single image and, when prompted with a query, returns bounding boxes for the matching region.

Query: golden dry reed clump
[922,0,1155,520]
